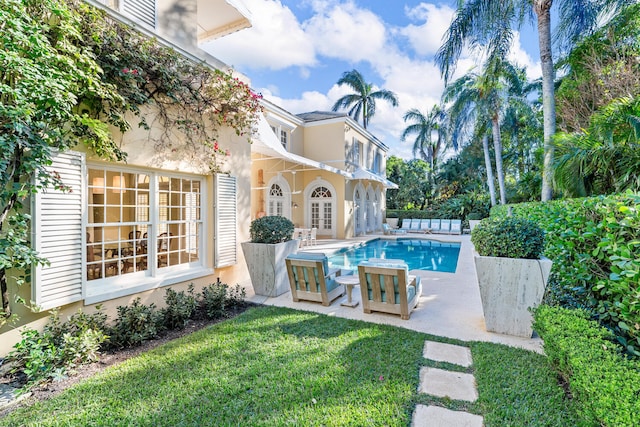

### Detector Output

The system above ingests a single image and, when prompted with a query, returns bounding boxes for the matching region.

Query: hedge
[533,306,640,426]
[492,191,640,355]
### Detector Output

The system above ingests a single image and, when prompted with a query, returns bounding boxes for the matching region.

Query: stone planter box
[386,218,399,229]
[474,255,552,338]
[241,239,300,297]
[468,220,481,231]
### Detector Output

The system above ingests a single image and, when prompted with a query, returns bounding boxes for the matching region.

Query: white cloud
[400,3,456,57]
[508,32,542,80]
[303,1,387,63]
[202,0,316,70]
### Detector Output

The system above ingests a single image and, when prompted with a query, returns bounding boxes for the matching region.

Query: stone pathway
[412,340,484,427]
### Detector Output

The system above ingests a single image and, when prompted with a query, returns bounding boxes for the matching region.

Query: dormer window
[280,130,288,149]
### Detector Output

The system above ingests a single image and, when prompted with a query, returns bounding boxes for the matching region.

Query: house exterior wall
[0,0,253,357]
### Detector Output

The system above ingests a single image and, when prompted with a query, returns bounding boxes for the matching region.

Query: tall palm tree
[400,105,449,191]
[435,0,626,201]
[331,69,398,129]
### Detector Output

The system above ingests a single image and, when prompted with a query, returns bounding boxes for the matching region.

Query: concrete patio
[243,233,543,353]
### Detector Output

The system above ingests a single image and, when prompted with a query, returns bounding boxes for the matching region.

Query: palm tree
[400,105,449,191]
[331,69,398,129]
[435,0,626,201]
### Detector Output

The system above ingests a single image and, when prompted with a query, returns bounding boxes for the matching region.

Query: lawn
[0,306,580,426]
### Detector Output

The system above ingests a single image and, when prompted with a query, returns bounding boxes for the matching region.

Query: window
[268,183,284,216]
[86,167,203,282]
[352,138,361,166]
[373,152,382,173]
[280,129,288,149]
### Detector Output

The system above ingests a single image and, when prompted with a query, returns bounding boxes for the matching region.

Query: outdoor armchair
[357,259,422,320]
[285,253,345,306]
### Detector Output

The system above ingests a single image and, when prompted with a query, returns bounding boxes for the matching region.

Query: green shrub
[108,298,163,349]
[249,215,294,244]
[161,285,198,330]
[471,217,545,259]
[200,279,246,319]
[534,305,640,426]
[467,212,484,220]
[7,309,108,388]
[492,191,640,355]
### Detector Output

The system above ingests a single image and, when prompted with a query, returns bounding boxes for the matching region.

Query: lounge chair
[449,219,462,235]
[429,219,441,233]
[400,219,412,232]
[382,223,406,235]
[409,219,421,233]
[357,259,422,320]
[440,219,451,234]
[419,219,431,233]
[285,253,345,306]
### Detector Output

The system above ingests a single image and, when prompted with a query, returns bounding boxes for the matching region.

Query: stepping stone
[418,367,478,402]
[412,405,483,427]
[424,341,473,367]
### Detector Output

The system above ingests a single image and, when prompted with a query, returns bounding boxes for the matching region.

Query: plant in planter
[466,212,484,231]
[471,217,552,337]
[241,216,298,297]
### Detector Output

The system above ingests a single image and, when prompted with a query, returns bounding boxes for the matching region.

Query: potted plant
[241,216,298,297]
[471,217,552,338]
[467,212,484,232]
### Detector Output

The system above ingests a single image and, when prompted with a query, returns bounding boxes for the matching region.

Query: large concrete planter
[386,218,399,229]
[468,220,481,231]
[241,239,299,297]
[474,255,552,338]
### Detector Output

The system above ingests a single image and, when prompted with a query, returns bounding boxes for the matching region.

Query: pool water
[327,238,461,273]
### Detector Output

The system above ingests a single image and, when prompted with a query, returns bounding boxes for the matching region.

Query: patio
[243,233,543,353]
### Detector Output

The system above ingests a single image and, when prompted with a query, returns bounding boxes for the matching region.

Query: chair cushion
[287,252,329,273]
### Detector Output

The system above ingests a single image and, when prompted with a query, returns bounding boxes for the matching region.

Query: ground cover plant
[0,306,580,426]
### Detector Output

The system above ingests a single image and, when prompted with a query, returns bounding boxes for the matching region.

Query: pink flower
[225,149,230,156]
[379,375,384,381]
[214,142,219,150]
[122,68,129,73]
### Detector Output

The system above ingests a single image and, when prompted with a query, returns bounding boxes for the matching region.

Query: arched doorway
[305,179,337,238]
[266,175,291,219]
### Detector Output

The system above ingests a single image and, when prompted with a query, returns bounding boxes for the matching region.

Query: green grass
[0,306,581,426]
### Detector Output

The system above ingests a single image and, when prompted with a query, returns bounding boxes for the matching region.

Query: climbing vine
[0,0,262,324]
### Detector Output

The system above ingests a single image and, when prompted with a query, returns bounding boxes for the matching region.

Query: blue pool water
[327,238,461,273]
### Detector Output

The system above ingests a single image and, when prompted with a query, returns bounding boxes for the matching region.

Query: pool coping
[243,233,543,353]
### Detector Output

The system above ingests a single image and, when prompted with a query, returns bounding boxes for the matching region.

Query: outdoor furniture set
[285,253,422,320]
[398,218,462,235]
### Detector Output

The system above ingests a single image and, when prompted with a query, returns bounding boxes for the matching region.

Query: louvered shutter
[122,0,156,28]
[214,174,237,268]
[32,151,85,310]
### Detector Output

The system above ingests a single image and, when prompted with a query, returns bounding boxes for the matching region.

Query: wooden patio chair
[357,259,422,320]
[285,253,345,306]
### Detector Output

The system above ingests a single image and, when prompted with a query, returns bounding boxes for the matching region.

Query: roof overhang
[197,0,252,44]
[253,115,398,189]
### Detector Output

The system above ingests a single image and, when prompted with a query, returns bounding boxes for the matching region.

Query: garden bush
[492,191,640,355]
[534,305,640,426]
[200,279,247,319]
[249,216,294,244]
[161,285,198,330]
[6,309,108,388]
[107,298,164,349]
[471,217,545,259]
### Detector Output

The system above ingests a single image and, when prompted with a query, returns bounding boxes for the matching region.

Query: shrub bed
[533,305,640,426]
[492,191,640,354]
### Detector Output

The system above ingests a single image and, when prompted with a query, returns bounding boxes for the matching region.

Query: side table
[335,275,360,308]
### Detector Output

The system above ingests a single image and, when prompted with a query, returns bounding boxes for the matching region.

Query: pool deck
[243,233,543,353]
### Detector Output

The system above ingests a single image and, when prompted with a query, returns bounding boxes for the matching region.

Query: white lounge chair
[440,219,451,234]
[400,219,412,232]
[409,219,421,233]
[449,219,462,235]
[419,219,431,233]
[430,219,441,233]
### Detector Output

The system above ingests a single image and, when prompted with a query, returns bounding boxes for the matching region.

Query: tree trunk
[491,116,507,205]
[482,134,497,206]
[535,0,556,201]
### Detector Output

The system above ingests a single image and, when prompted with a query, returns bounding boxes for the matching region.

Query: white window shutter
[32,151,85,310]
[214,174,237,268]
[122,0,156,28]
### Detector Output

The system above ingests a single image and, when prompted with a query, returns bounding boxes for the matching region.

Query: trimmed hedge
[471,217,545,259]
[492,191,640,354]
[534,306,640,426]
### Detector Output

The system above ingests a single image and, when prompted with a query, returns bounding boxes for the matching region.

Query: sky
[203,0,543,160]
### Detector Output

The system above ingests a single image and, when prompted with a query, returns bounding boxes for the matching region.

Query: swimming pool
[327,238,461,273]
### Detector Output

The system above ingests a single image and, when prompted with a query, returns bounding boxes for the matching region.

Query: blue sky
[203,0,542,159]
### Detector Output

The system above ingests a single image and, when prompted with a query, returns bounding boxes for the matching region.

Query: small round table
[336,275,360,308]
